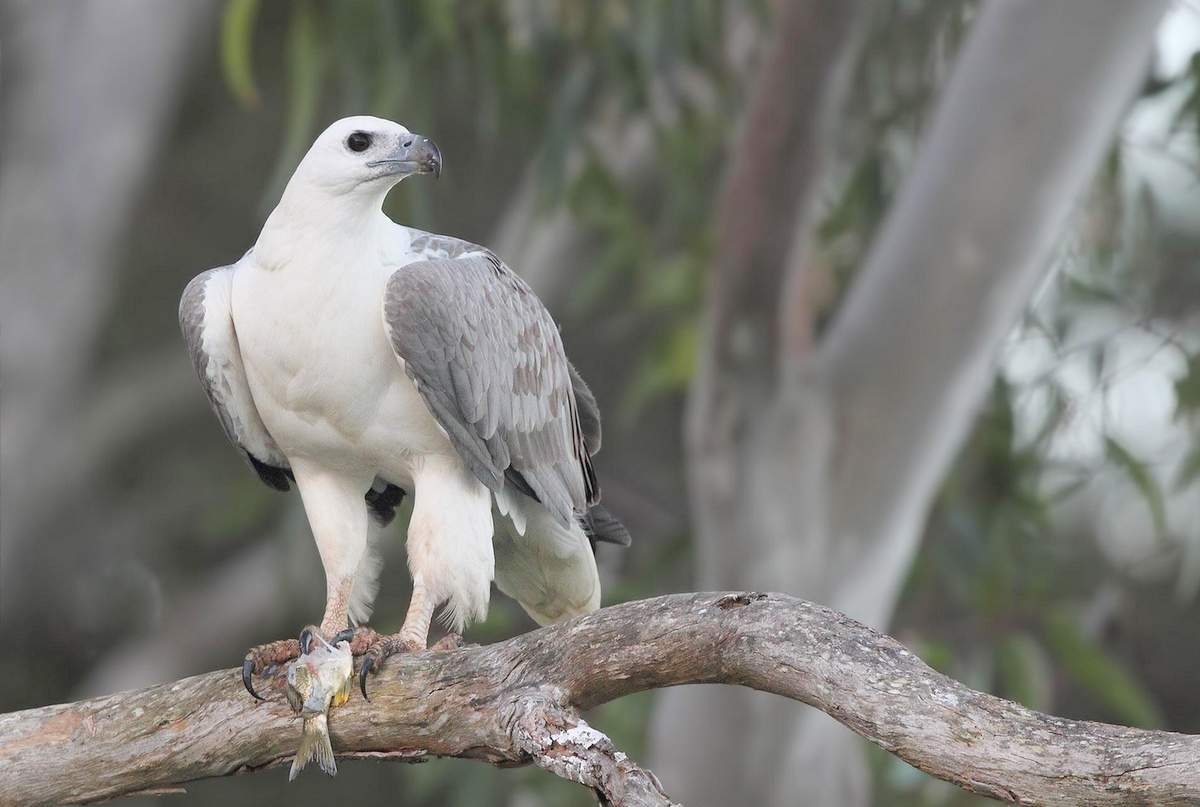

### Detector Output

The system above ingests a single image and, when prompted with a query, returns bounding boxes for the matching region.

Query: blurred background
[2,1,1199,805]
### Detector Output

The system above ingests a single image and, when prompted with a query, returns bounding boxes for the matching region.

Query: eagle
[179,116,629,699]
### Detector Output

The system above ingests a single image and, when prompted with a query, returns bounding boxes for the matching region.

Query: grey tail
[579,504,632,552]
[289,714,337,781]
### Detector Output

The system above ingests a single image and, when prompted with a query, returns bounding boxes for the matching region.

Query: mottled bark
[2,593,1197,807]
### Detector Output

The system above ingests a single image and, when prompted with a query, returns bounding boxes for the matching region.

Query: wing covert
[383,253,597,525]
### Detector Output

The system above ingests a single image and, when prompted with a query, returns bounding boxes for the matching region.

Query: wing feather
[383,253,597,526]
[179,264,292,491]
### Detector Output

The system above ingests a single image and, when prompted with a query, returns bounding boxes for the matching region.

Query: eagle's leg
[241,463,376,700]
[240,638,302,700]
[357,460,489,699]
[355,579,466,699]
[356,578,433,700]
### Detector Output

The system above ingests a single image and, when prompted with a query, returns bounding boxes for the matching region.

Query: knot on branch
[714,591,768,609]
[507,692,677,807]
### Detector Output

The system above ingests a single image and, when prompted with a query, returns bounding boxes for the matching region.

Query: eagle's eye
[347,132,372,153]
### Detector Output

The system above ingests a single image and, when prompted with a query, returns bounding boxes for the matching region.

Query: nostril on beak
[403,140,413,148]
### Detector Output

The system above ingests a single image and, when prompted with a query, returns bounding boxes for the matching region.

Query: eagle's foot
[430,632,464,652]
[356,631,464,700]
[242,626,379,701]
[340,626,381,656]
[356,633,426,701]
[241,637,302,701]
[357,633,422,701]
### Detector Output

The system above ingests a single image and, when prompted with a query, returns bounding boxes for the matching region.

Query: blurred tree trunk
[648,1,1168,805]
[0,0,218,619]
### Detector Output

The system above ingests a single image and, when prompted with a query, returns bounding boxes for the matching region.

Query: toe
[298,625,320,655]
[430,633,464,652]
[358,654,376,701]
[240,636,302,701]
[242,656,265,701]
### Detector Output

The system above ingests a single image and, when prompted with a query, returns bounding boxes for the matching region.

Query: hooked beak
[367,134,442,179]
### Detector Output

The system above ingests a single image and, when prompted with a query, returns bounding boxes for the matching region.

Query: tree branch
[2,592,1197,806]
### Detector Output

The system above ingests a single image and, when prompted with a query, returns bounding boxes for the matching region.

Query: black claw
[330,628,356,647]
[359,656,375,702]
[242,658,265,701]
[298,626,318,655]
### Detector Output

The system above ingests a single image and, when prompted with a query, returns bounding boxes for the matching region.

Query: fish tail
[289,714,337,781]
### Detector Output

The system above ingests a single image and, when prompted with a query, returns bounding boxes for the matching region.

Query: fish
[284,629,354,781]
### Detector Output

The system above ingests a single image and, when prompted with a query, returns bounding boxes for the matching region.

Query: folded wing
[179,263,293,490]
[382,253,597,526]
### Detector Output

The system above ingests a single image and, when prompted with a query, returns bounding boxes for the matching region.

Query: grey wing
[568,362,601,456]
[383,253,597,526]
[179,264,292,491]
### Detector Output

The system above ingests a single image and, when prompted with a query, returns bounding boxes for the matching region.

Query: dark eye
[346,132,372,152]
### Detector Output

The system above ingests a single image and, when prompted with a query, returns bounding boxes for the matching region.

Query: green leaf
[1174,354,1200,420]
[259,0,326,210]
[1043,610,1164,728]
[912,639,955,677]
[1104,436,1167,537]
[1063,274,1121,306]
[620,320,697,422]
[1176,444,1200,492]
[220,0,261,107]
[995,633,1053,711]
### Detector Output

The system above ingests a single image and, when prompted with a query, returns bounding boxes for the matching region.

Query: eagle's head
[289,115,442,198]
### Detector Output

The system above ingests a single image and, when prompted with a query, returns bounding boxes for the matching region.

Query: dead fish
[285,629,353,781]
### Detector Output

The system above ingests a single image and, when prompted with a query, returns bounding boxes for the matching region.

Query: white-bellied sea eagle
[179,116,629,700]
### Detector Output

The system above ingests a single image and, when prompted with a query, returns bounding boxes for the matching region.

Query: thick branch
[1,593,1197,806]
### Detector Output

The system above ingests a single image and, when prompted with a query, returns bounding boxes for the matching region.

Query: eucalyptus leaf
[1173,354,1200,420]
[220,0,261,107]
[995,633,1054,712]
[1104,436,1168,538]
[260,0,326,211]
[1043,610,1163,729]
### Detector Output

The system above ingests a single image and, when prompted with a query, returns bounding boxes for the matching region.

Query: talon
[330,627,356,647]
[358,655,376,701]
[430,633,463,653]
[241,636,302,701]
[298,626,317,655]
[242,657,265,701]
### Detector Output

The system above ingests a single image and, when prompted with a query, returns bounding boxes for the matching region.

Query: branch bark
[2,592,1197,807]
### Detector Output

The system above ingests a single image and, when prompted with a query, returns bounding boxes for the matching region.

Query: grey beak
[368,134,442,178]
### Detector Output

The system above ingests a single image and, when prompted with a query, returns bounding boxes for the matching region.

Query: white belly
[230,252,452,488]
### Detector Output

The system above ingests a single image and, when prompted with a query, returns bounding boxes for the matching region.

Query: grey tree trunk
[0,0,218,618]
[649,2,1169,805]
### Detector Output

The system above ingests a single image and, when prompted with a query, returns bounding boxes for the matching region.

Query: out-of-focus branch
[4,593,1199,807]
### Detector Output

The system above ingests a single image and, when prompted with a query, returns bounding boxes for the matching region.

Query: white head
[284,115,442,201]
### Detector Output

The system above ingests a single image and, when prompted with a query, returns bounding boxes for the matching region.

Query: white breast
[229,245,453,487]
